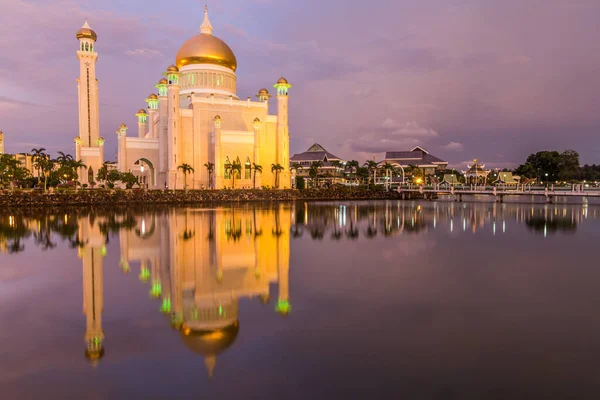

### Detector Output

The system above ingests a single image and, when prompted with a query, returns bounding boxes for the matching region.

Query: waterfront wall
[0,188,403,207]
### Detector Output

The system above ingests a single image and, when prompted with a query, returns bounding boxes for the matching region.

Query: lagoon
[1,201,600,399]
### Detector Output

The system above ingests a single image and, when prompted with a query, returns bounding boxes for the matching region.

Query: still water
[1,201,600,399]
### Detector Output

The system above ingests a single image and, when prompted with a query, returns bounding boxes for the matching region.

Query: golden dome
[166,64,179,73]
[180,320,239,356]
[85,347,105,361]
[258,88,269,95]
[76,21,97,41]
[158,78,168,85]
[175,34,237,71]
[148,93,158,99]
[277,77,289,84]
[136,109,146,114]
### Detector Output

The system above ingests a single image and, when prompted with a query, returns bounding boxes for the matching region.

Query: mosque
[75,7,292,189]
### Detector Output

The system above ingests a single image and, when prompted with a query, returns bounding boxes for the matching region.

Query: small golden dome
[158,78,168,85]
[175,34,237,71]
[136,109,146,114]
[258,88,269,95]
[180,320,239,356]
[166,64,179,72]
[76,21,97,41]
[148,93,158,99]
[85,347,105,361]
[277,77,289,84]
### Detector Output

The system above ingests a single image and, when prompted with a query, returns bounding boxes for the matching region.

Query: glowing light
[161,297,171,314]
[150,282,162,298]
[101,245,107,257]
[8,216,14,227]
[275,300,291,315]
[139,266,150,282]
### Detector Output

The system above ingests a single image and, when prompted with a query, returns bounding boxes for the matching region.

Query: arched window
[81,43,84,51]
[85,42,89,51]
[90,43,93,52]
[245,158,251,180]
[224,157,231,179]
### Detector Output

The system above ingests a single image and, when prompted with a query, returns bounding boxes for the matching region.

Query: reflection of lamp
[141,165,145,173]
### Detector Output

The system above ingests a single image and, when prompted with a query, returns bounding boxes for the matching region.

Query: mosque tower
[75,20,104,184]
[274,78,292,187]
[0,131,4,155]
[78,215,106,365]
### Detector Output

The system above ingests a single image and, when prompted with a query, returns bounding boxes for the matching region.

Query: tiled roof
[291,143,343,163]
[384,147,446,165]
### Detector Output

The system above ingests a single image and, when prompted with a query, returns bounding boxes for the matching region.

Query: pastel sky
[1,0,599,168]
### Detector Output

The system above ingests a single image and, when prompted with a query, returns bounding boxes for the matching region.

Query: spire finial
[205,355,216,379]
[200,5,213,35]
[82,19,91,29]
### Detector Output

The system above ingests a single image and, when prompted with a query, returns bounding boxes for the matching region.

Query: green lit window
[245,162,251,179]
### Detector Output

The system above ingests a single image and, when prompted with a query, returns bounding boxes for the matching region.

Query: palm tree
[177,163,194,190]
[346,160,360,184]
[251,163,262,189]
[71,159,87,187]
[364,160,378,185]
[230,160,242,188]
[289,162,302,189]
[380,162,394,190]
[204,162,214,189]
[33,154,55,191]
[271,163,284,188]
[309,161,323,188]
[31,148,46,183]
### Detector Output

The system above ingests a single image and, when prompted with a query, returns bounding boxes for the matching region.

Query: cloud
[124,48,164,59]
[442,142,464,152]
[381,120,439,138]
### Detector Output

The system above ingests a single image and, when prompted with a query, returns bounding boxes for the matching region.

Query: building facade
[382,146,448,176]
[290,143,346,185]
[83,8,291,190]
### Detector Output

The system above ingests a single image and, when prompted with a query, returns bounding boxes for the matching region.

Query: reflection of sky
[2,202,600,398]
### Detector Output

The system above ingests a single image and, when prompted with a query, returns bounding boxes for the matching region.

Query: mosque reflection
[79,205,291,376]
[0,201,597,376]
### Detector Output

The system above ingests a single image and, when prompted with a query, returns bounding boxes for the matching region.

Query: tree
[204,162,215,189]
[379,162,395,189]
[364,160,378,185]
[106,169,122,189]
[271,163,284,188]
[346,160,359,184]
[121,171,139,189]
[251,163,262,189]
[356,166,369,185]
[33,154,55,191]
[309,161,323,188]
[177,163,194,190]
[30,148,46,183]
[559,149,580,181]
[230,160,242,188]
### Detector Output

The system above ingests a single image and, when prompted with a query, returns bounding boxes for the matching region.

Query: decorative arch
[132,158,156,188]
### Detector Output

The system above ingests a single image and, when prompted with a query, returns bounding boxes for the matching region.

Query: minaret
[164,65,181,189]
[273,77,291,188]
[0,131,5,154]
[116,124,128,172]
[79,216,106,364]
[136,109,148,138]
[256,88,271,104]
[76,20,102,184]
[213,115,223,189]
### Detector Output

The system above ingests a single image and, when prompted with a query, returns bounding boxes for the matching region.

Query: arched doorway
[133,158,156,189]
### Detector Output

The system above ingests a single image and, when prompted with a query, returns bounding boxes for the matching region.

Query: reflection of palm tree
[272,209,283,237]
[346,220,359,240]
[310,226,324,240]
[330,223,342,240]
[365,225,377,239]
[291,224,303,238]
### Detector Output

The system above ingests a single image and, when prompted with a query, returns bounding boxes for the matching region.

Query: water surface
[1,201,600,399]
